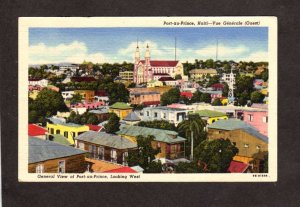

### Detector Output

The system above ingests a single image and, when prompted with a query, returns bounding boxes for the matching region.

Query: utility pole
[190,131,194,161]
[175,37,177,61]
[216,39,218,62]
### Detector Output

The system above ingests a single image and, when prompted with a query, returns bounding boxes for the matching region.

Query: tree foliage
[250,91,265,103]
[212,98,222,106]
[175,161,205,173]
[70,93,83,104]
[160,88,180,106]
[127,135,162,173]
[137,120,177,131]
[191,91,202,103]
[200,93,212,103]
[67,111,99,125]
[104,113,120,134]
[194,139,239,173]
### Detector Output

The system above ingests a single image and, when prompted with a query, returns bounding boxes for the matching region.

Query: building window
[111,149,117,163]
[122,152,128,166]
[154,112,158,118]
[244,144,249,148]
[256,145,261,150]
[98,147,104,160]
[248,114,253,122]
[58,160,65,173]
[50,128,54,134]
[163,113,166,118]
[64,131,68,138]
[263,116,268,123]
[78,142,84,150]
[147,111,149,116]
[36,164,44,173]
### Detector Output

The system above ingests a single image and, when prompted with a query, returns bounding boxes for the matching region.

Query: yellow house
[109,102,133,120]
[147,80,163,88]
[194,109,228,124]
[46,122,89,145]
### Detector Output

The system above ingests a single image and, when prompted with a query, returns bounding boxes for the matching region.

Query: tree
[175,74,182,80]
[107,82,129,105]
[200,93,211,103]
[137,120,176,131]
[127,82,136,88]
[178,114,206,160]
[206,75,220,87]
[160,88,180,106]
[194,139,239,173]
[212,98,222,106]
[127,135,162,173]
[70,93,83,104]
[104,113,120,134]
[250,91,264,103]
[205,59,215,68]
[263,154,268,173]
[222,82,229,97]
[86,114,99,125]
[261,69,269,82]
[191,91,202,103]
[175,161,205,173]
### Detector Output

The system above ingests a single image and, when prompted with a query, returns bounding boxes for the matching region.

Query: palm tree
[178,114,206,160]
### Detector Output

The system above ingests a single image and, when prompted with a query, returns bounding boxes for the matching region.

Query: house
[109,102,133,120]
[189,69,218,80]
[46,122,89,145]
[221,73,236,85]
[61,91,75,101]
[199,88,223,100]
[193,109,228,125]
[142,106,192,126]
[28,78,48,87]
[85,124,103,132]
[129,91,161,106]
[28,124,47,139]
[119,71,134,82]
[123,111,141,125]
[89,107,110,122]
[147,80,164,88]
[74,90,95,102]
[28,137,87,173]
[70,101,105,110]
[158,77,178,86]
[242,110,268,136]
[211,83,224,91]
[207,119,268,172]
[117,125,186,159]
[74,131,137,165]
[85,158,133,173]
[128,86,172,95]
[227,161,250,173]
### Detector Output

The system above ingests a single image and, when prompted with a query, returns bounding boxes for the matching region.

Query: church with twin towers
[133,42,186,84]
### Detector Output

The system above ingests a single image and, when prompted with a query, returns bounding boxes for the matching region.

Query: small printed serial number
[252,174,268,177]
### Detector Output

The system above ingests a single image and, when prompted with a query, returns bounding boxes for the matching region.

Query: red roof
[28,124,47,136]
[227,161,249,173]
[71,77,97,82]
[143,101,161,106]
[140,60,179,67]
[86,124,102,132]
[104,166,137,173]
[180,92,193,99]
[95,90,108,96]
[158,77,175,81]
[211,83,224,89]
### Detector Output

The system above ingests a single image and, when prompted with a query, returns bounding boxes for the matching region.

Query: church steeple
[145,43,150,65]
[134,39,140,64]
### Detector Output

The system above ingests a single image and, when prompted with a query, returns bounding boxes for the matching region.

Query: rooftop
[208,119,268,143]
[29,137,86,164]
[75,131,137,149]
[110,102,132,109]
[48,134,73,146]
[104,167,137,173]
[139,60,179,67]
[85,158,124,173]
[123,111,141,122]
[28,124,47,136]
[194,109,227,118]
[227,161,249,173]
[144,106,187,112]
[117,125,186,144]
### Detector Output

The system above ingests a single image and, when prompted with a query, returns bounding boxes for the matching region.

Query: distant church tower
[135,41,140,64]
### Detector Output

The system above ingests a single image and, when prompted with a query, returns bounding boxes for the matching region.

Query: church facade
[133,44,185,84]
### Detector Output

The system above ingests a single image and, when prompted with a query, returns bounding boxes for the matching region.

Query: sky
[29,27,268,64]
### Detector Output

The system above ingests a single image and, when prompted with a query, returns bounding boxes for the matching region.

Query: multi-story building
[28,78,49,87]
[28,137,87,173]
[74,90,95,102]
[130,91,161,106]
[141,106,192,126]
[119,71,134,82]
[46,122,89,145]
[117,125,186,159]
[133,43,186,84]
[189,69,218,80]
[109,102,133,120]
[74,131,137,165]
[207,119,268,173]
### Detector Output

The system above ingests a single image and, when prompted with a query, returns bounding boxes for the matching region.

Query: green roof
[117,125,186,144]
[194,109,227,118]
[110,102,132,109]
[49,134,72,146]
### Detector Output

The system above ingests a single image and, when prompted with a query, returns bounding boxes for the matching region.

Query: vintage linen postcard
[19,17,277,182]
